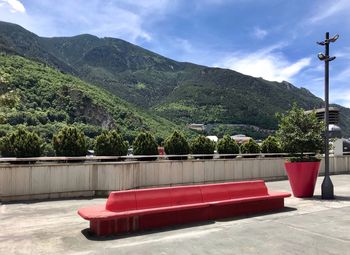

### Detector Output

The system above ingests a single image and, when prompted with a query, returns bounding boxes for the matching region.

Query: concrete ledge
[1,191,94,203]
[1,156,350,202]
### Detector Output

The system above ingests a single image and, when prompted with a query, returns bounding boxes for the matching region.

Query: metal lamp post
[317,32,339,199]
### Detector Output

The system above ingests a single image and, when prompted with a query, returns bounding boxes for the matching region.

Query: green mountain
[0,54,188,145]
[1,21,349,136]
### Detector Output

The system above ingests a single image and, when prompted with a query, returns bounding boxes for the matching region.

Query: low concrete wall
[1,156,349,202]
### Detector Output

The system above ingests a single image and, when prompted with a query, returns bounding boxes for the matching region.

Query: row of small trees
[0,126,128,158]
[0,104,323,161]
[0,125,282,158]
[164,132,282,158]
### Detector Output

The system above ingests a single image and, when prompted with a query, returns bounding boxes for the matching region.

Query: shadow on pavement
[301,195,350,201]
[81,220,216,241]
[215,206,297,222]
[80,207,297,241]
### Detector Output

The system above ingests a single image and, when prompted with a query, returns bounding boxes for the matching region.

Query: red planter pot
[284,161,320,198]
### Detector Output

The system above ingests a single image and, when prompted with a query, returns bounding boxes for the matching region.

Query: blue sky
[1,0,350,107]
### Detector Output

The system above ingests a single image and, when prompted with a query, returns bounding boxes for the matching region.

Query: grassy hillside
[1,21,349,136]
[0,54,189,143]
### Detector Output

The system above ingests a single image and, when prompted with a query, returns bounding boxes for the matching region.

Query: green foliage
[42,143,55,156]
[190,135,215,158]
[53,126,87,156]
[95,130,128,156]
[0,126,43,157]
[0,54,192,144]
[164,130,189,159]
[217,135,240,157]
[210,124,271,140]
[240,139,260,154]
[287,156,321,162]
[275,104,323,161]
[261,136,282,154]
[0,91,19,108]
[133,132,158,160]
[2,21,350,138]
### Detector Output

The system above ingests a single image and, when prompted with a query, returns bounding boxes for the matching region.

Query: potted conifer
[95,130,128,161]
[276,105,324,198]
[217,135,240,158]
[261,136,282,157]
[53,126,87,161]
[190,135,216,159]
[240,139,260,158]
[133,132,158,161]
[164,130,189,160]
[0,126,43,163]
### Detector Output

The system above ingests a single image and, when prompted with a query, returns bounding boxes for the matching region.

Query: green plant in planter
[133,132,158,161]
[0,126,43,158]
[53,126,87,157]
[240,139,260,157]
[261,136,282,157]
[217,135,240,158]
[95,130,128,159]
[190,135,216,159]
[164,130,190,160]
[276,104,323,162]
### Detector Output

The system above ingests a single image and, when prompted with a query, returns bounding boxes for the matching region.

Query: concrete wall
[1,156,349,202]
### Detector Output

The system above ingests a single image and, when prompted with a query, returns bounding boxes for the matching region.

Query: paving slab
[1,175,349,255]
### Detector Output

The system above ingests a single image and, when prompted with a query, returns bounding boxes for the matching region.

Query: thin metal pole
[321,32,334,199]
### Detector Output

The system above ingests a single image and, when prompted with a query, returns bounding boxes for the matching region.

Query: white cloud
[213,44,311,82]
[0,0,176,43]
[1,0,25,13]
[331,89,350,108]
[252,27,267,40]
[309,0,350,23]
[174,38,193,53]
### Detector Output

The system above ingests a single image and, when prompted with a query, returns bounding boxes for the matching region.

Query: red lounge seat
[78,180,291,236]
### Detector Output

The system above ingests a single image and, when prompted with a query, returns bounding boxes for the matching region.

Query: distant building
[306,107,339,124]
[188,123,206,132]
[231,134,252,144]
[206,136,218,142]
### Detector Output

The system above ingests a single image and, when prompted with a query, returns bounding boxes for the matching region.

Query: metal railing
[0,152,322,164]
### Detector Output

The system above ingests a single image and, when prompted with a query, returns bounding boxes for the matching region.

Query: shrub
[42,143,55,156]
[95,130,128,157]
[53,126,87,156]
[190,135,215,159]
[261,136,282,155]
[276,104,323,162]
[164,130,190,160]
[133,132,158,161]
[0,127,43,157]
[217,135,240,158]
[240,139,260,157]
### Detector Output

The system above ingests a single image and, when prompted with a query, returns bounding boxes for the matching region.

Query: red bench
[78,180,291,236]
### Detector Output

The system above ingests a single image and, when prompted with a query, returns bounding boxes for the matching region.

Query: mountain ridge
[0,53,190,143]
[0,21,349,136]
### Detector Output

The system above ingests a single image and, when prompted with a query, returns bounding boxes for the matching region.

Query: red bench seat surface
[105,191,136,212]
[208,192,290,206]
[200,180,268,202]
[170,186,203,205]
[78,180,291,225]
[225,180,268,198]
[136,188,173,209]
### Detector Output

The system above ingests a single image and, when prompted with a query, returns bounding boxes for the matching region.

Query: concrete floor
[1,175,349,255]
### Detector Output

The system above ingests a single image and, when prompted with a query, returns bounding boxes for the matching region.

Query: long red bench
[78,180,291,236]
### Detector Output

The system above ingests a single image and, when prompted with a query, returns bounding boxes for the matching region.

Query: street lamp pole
[317,32,338,199]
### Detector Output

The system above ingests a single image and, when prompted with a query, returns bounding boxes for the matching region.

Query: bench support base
[89,198,285,236]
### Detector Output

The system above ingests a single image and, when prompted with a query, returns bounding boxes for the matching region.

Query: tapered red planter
[284,161,320,198]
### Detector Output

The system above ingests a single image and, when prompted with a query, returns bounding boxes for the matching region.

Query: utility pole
[317,32,339,199]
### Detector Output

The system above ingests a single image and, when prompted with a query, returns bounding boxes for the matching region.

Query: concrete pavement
[1,175,349,255]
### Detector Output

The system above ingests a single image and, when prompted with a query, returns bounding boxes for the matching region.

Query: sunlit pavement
[1,175,349,255]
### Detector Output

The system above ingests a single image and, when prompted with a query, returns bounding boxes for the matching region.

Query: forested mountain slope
[1,21,349,136]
